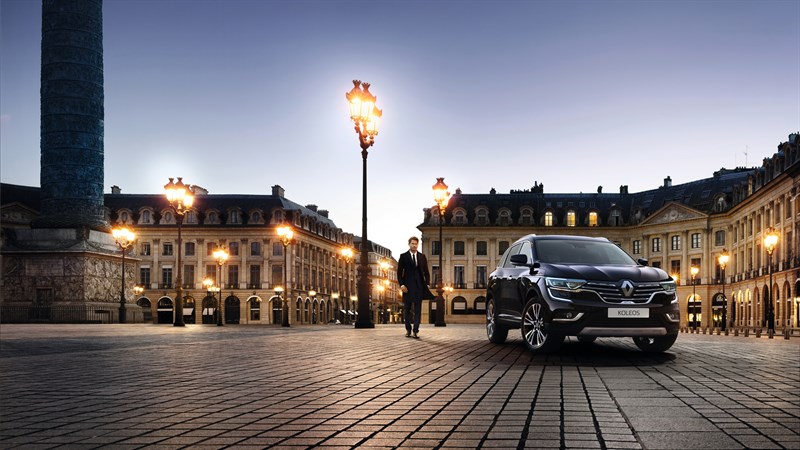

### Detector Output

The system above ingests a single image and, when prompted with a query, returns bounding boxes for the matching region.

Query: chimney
[111,185,121,194]
[271,185,285,197]
[318,209,329,218]
[306,204,318,212]
[597,186,603,194]
[664,176,672,188]
[620,185,628,194]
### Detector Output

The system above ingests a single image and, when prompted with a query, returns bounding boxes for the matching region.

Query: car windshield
[534,239,637,265]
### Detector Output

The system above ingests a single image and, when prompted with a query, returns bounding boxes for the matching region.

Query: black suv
[486,234,680,353]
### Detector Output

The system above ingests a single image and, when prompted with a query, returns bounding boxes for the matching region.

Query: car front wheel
[486,297,508,343]
[521,298,563,353]
[632,334,678,352]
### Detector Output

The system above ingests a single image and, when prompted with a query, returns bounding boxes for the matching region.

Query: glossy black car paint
[487,235,680,350]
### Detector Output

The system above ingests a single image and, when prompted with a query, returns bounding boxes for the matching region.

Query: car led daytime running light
[546,277,587,290]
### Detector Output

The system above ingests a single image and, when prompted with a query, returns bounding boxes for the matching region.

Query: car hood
[541,263,667,282]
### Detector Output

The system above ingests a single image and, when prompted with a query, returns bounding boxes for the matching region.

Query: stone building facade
[419,133,800,329]
[2,183,398,326]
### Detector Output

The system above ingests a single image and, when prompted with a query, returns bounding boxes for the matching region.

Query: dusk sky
[2,0,798,257]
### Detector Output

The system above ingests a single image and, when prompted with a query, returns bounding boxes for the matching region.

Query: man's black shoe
[413,333,419,339]
[406,331,411,337]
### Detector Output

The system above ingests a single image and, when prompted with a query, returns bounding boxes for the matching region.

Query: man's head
[408,236,419,252]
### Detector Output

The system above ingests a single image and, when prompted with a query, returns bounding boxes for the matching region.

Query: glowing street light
[718,249,730,330]
[213,245,229,327]
[432,177,452,327]
[112,226,136,323]
[690,265,700,329]
[277,224,295,327]
[164,177,195,327]
[764,228,779,332]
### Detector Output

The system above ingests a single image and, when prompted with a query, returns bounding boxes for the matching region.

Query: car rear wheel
[632,334,678,352]
[577,336,597,344]
[486,297,508,343]
[521,298,563,352]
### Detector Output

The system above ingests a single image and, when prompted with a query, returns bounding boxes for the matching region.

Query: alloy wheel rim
[487,301,495,337]
[523,302,546,349]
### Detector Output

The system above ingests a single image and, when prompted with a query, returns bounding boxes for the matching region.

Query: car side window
[501,243,523,268]
[519,241,534,263]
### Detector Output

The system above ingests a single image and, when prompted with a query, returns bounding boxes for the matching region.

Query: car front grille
[582,281,663,304]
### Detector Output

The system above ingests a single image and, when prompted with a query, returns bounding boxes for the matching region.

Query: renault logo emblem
[620,280,635,297]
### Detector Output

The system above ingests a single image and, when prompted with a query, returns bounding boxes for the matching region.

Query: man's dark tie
[412,253,417,266]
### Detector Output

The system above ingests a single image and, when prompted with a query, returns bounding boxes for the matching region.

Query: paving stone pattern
[0,324,798,449]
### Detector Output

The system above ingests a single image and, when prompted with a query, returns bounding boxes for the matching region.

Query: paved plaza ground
[0,324,798,450]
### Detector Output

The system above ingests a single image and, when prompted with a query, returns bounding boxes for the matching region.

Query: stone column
[35,0,106,231]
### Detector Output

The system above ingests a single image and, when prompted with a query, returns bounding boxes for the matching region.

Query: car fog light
[665,312,679,322]
[566,312,573,319]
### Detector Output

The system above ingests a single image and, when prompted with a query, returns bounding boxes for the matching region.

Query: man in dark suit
[397,236,434,338]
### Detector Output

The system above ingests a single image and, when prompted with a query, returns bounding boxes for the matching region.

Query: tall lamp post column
[690,265,699,329]
[764,228,779,332]
[433,177,452,327]
[379,260,390,324]
[346,80,382,329]
[112,226,136,324]
[164,177,194,327]
[213,246,229,326]
[277,225,295,327]
[718,249,729,331]
[341,247,354,323]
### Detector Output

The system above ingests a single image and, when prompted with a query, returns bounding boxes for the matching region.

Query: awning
[340,310,347,313]
[182,308,194,315]
[203,308,216,315]
[157,308,172,312]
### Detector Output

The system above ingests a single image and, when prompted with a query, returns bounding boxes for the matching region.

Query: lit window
[544,211,553,226]
[567,210,576,227]
[589,212,598,227]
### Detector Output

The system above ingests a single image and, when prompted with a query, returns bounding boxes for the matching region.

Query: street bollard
[716,328,721,335]
[756,329,761,338]
[768,329,774,339]
[785,328,790,340]
[724,328,729,336]
[744,328,749,337]
[734,328,739,336]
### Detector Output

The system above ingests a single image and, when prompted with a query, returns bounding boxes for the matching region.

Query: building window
[497,210,511,226]
[229,242,239,256]
[272,265,282,286]
[670,260,680,277]
[691,233,701,249]
[251,242,261,256]
[544,211,553,227]
[161,267,173,288]
[206,264,216,283]
[671,235,681,251]
[273,242,283,256]
[691,258,701,281]
[475,209,489,226]
[163,242,173,256]
[185,242,195,256]
[141,242,151,256]
[453,210,467,225]
[186,211,197,224]
[249,300,260,320]
[184,265,194,287]
[140,267,151,286]
[651,261,661,269]
[589,212,598,227]
[566,210,576,227]
[228,265,239,287]
[142,210,151,223]
[432,265,440,285]
[499,241,510,255]
[207,242,215,256]
[715,230,725,246]
[520,209,534,225]
[229,211,239,224]
[432,240,441,256]
[454,241,465,256]
[651,238,661,253]
[476,241,487,256]
[454,265,465,288]
[250,265,261,287]
[476,266,487,289]
[632,240,641,254]
[610,209,621,226]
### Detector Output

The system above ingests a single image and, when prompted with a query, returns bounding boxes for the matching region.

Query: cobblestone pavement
[1,324,798,450]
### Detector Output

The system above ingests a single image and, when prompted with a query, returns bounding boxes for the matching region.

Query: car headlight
[660,280,677,293]
[546,277,586,290]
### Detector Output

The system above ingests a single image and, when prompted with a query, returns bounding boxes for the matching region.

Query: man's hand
[400,285,408,293]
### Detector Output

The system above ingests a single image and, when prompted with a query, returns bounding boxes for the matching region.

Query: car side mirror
[637,258,649,266]
[510,254,528,265]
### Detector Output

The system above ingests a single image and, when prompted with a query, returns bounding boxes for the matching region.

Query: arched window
[497,209,511,226]
[544,211,553,227]
[252,211,261,223]
[610,208,622,226]
[120,211,129,223]
[163,211,173,224]
[566,210,576,227]
[142,210,151,224]
[475,208,489,226]
[589,211,598,227]
[520,208,534,226]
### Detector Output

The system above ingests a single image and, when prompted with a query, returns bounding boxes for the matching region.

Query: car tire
[632,334,678,352]
[486,297,508,343]
[576,336,597,344]
[521,297,563,353]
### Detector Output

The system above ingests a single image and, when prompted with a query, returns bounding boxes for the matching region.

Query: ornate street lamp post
[164,177,194,327]
[274,286,284,324]
[203,277,217,323]
[309,290,317,324]
[764,227,779,332]
[690,265,700,329]
[379,260,390,324]
[432,177,452,327]
[718,249,730,331]
[277,224,295,327]
[213,245,229,327]
[346,80,382,329]
[341,247,354,323]
[112,226,136,324]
